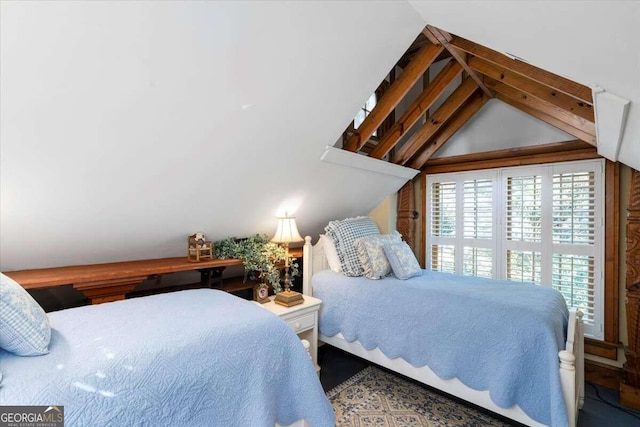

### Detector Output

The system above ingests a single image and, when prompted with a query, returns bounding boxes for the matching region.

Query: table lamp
[271,213,304,307]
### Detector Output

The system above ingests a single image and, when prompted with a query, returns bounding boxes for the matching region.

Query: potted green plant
[214,234,298,294]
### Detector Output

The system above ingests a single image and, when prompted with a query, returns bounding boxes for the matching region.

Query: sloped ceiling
[432,101,574,158]
[0,1,425,270]
[409,0,640,169]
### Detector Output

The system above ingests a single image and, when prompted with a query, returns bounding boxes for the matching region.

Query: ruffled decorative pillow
[325,217,380,277]
[354,231,402,279]
[0,272,51,356]
[383,241,422,280]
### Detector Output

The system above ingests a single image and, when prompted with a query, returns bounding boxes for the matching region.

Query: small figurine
[188,233,213,262]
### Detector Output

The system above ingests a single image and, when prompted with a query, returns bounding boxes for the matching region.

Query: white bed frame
[302,236,584,427]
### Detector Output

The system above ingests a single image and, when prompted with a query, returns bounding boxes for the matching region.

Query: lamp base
[274,289,304,307]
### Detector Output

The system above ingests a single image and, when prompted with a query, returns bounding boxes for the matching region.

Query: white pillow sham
[319,234,342,273]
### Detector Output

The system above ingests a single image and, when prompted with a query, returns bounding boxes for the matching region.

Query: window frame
[426,159,605,339]
[421,150,619,356]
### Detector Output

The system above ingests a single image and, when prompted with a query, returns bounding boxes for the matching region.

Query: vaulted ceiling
[409,1,639,170]
[0,1,636,271]
[340,25,596,168]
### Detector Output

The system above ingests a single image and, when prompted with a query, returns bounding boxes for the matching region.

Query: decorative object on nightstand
[187,233,213,262]
[253,282,270,304]
[271,213,304,307]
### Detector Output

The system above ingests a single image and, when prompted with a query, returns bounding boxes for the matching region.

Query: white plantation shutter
[429,181,456,273]
[426,159,605,339]
[430,181,456,238]
[552,254,596,324]
[506,250,542,284]
[553,172,595,245]
[463,179,493,240]
[463,179,494,277]
[463,247,493,278]
[505,175,542,243]
[431,245,455,273]
[551,169,601,332]
[504,173,543,284]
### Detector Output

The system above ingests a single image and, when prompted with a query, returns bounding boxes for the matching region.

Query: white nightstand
[257,295,322,373]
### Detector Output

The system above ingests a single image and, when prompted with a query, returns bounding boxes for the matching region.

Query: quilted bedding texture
[0,289,334,427]
[313,269,569,427]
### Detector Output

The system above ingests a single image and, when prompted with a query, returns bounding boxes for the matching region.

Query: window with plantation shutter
[551,170,599,327]
[430,182,456,238]
[552,254,595,324]
[463,179,494,278]
[553,172,595,245]
[506,175,542,243]
[506,250,542,284]
[431,245,455,273]
[426,159,605,339]
[504,174,543,284]
[463,247,493,278]
[429,182,456,272]
[463,179,493,240]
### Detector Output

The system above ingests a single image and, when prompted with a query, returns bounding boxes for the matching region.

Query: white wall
[433,100,574,157]
[409,0,640,168]
[0,1,426,270]
[368,194,398,234]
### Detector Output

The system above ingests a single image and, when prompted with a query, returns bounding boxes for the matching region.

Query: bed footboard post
[559,350,577,427]
[303,236,313,296]
[560,309,584,427]
[577,311,585,409]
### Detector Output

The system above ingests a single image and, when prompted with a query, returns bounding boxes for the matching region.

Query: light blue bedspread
[0,289,334,427]
[313,270,569,427]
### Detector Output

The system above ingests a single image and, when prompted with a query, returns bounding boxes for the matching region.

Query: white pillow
[0,272,51,356]
[320,234,342,273]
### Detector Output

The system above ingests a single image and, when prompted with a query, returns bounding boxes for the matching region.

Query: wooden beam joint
[424,26,493,99]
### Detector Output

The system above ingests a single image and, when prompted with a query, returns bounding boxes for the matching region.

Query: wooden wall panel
[396,181,417,250]
[622,168,640,409]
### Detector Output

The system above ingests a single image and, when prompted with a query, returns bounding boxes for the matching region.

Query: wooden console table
[4,257,243,305]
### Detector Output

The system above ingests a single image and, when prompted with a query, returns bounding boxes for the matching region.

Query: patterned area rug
[326,366,511,427]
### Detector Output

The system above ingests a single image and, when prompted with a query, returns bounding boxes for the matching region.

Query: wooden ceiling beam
[410,91,489,169]
[391,77,479,165]
[369,60,463,160]
[495,92,596,145]
[451,35,593,105]
[422,141,598,174]
[469,56,594,122]
[486,77,596,137]
[398,47,451,69]
[423,140,594,168]
[423,26,493,99]
[343,42,444,152]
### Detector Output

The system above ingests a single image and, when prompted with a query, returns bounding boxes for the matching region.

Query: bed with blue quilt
[0,288,334,427]
[302,236,584,427]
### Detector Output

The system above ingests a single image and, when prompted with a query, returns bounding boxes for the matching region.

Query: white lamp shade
[272,216,303,243]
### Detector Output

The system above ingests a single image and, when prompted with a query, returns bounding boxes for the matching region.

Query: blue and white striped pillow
[0,273,51,356]
[325,216,380,277]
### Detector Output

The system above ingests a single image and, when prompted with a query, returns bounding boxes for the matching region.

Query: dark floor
[318,345,640,426]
